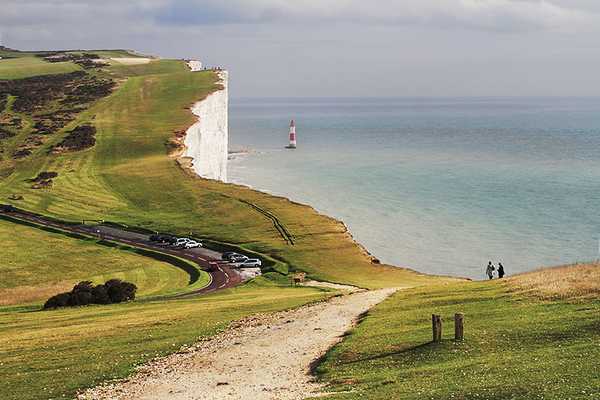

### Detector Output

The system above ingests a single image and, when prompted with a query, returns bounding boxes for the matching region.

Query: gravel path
[79,287,396,400]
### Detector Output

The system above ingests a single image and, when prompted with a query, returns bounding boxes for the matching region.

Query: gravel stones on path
[79,287,396,400]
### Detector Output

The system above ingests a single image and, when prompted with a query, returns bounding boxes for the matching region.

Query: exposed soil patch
[51,125,96,153]
[78,288,396,400]
[166,129,187,156]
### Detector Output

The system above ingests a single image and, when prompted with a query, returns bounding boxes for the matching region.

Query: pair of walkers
[486,261,505,280]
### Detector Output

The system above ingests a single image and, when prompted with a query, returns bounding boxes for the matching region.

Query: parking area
[82,225,263,281]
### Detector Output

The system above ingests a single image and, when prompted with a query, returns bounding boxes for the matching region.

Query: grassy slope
[0,218,211,305]
[314,272,600,400]
[1,50,598,400]
[0,282,333,400]
[0,53,429,399]
[0,56,82,79]
[0,57,441,289]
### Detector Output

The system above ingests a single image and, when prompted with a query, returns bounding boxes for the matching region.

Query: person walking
[497,262,505,279]
[486,261,495,280]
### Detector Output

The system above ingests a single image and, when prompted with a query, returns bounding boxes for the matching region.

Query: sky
[1,0,600,97]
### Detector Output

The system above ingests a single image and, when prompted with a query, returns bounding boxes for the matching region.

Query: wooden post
[432,314,442,342]
[455,313,464,341]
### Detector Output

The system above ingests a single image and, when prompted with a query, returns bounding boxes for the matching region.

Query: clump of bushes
[43,279,137,310]
[26,171,58,189]
[51,125,96,153]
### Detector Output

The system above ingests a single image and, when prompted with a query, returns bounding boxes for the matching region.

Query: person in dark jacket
[497,262,505,278]
[486,261,495,280]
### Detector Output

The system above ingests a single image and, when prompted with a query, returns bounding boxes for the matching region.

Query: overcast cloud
[1,0,599,96]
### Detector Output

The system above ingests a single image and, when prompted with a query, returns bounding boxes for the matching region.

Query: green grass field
[313,277,600,400]
[0,56,82,79]
[0,218,210,305]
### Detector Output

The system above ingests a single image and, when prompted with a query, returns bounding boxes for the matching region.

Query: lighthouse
[286,119,297,149]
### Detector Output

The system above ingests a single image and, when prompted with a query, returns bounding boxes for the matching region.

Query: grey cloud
[147,0,597,33]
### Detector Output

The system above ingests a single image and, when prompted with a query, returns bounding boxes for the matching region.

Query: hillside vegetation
[0,218,211,305]
[0,48,434,400]
[314,265,600,399]
[508,262,600,300]
[0,49,442,290]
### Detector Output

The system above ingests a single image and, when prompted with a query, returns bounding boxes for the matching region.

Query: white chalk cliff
[187,60,203,71]
[183,67,228,182]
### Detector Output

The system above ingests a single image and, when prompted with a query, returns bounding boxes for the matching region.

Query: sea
[228,97,600,279]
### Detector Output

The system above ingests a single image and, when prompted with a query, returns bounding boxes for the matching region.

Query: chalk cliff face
[183,70,228,182]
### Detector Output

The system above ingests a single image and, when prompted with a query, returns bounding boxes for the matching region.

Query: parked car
[151,234,175,244]
[173,238,192,247]
[240,258,262,268]
[228,254,249,263]
[222,252,237,260]
[184,240,202,249]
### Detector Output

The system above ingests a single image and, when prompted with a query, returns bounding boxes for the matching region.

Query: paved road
[0,206,242,296]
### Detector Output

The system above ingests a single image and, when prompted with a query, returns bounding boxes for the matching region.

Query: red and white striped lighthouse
[286,119,297,149]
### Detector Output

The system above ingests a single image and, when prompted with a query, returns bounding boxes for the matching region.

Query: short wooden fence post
[432,314,442,342]
[455,313,464,341]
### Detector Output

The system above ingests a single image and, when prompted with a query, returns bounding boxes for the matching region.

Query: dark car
[222,252,237,260]
[0,204,15,212]
[152,234,175,244]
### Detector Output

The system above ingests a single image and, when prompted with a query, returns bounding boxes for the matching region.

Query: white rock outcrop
[238,268,262,281]
[187,60,203,71]
[183,70,228,182]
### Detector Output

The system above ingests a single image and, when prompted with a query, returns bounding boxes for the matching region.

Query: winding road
[0,205,242,296]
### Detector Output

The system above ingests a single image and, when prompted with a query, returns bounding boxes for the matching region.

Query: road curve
[0,206,242,297]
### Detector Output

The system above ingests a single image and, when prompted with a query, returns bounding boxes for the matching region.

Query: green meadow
[0,218,207,305]
[314,274,600,400]
[0,56,82,80]
[1,48,598,400]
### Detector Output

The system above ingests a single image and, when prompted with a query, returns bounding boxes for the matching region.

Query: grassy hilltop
[1,48,598,400]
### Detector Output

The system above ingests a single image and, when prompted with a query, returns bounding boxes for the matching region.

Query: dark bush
[43,279,137,310]
[27,171,58,183]
[43,292,71,309]
[91,284,111,304]
[51,125,96,153]
[106,279,137,303]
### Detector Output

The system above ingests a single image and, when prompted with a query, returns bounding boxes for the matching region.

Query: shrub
[43,279,137,310]
[106,279,137,303]
[91,284,110,304]
[43,292,71,309]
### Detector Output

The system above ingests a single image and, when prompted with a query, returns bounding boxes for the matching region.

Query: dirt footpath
[79,287,396,400]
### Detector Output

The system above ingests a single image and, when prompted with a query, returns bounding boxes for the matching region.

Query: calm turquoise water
[229,97,600,279]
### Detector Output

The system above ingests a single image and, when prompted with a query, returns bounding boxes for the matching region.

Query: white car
[173,238,192,247]
[184,241,202,249]
[240,258,262,268]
